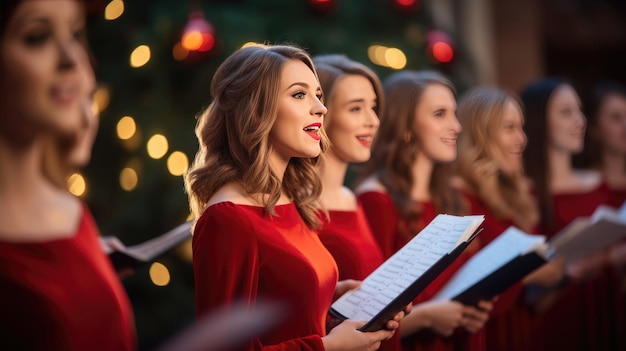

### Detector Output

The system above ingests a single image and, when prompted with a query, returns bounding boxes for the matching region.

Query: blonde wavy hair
[184,44,329,229]
[359,70,465,222]
[456,87,538,232]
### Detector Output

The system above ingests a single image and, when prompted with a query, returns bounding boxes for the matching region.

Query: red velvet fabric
[317,204,385,281]
[535,182,614,351]
[461,191,539,351]
[193,202,338,351]
[358,191,485,351]
[318,202,400,351]
[0,204,136,351]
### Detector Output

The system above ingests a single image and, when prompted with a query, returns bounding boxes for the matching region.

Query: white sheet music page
[433,226,547,301]
[331,214,483,321]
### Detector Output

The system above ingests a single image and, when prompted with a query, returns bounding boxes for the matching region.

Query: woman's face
[546,84,586,154]
[591,93,626,156]
[0,0,93,140]
[269,59,327,164]
[413,83,461,163]
[324,74,379,163]
[493,99,527,175]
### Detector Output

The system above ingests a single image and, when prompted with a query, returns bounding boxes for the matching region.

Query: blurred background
[79,0,626,349]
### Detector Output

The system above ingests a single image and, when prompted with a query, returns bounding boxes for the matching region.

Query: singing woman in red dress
[452,87,568,351]
[580,80,626,350]
[185,44,405,351]
[0,1,136,350]
[355,70,493,351]
[521,78,613,351]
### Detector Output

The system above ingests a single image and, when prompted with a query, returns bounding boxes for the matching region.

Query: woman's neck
[548,147,574,187]
[319,150,353,210]
[410,153,434,201]
[602,148,626,188]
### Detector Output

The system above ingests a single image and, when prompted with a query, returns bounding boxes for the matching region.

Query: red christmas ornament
[426,30,455,63]
[181,11,215,53]
[391,0,420,14]
[307,0,337,15]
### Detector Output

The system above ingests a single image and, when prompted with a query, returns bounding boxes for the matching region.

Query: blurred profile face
[324,74,379,164]
[591,93,626,156]
[546,84,586,154]
[414,83,461,163]
[493,99,527,175]
[0,0,93,141]
[269,59,327,167]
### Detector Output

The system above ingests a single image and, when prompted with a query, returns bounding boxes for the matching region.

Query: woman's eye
[24,32,49,46]
[293,92,305,99]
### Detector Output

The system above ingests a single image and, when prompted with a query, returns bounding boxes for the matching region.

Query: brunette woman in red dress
[581,81,626,350]
[453,87,569,351]
[355,71,493,351]
[313,54,410,351]
[521,78,613,351]
[0,1,136,350]
[185,44,406,351]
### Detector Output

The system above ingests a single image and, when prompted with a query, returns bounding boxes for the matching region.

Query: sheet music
[433,227,546,301]
[331,214,483,320]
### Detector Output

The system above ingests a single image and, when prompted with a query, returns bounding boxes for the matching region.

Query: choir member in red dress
[453,87,565,351]
[355,70,492,351]
[581,80,626,350]
[0,1,136,350]
[313,54,405,351]
[583,81,626,208]
[184,44,405,351]
[313,54,386,282]
[521,78,613,351]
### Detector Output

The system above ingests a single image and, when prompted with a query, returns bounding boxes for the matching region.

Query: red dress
[0,204,136,351]
[461,192,538,351]
[193,202,338,351]
[358,191,484,351]
[536,182,613,351]
[317,203,400,351]
[317,204,384,281]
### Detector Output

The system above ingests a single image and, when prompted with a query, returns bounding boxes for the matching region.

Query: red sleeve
[357,191,399,259]
[192,203,324,351]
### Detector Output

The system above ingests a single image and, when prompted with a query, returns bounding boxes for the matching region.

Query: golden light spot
[385,48,407,69]
[167,151,189,176]
[117,116,136,140]
[119,167,138,191]
[130,45,151,68]
[146,134,169,159]
[68,173,86,197]
[149,262,170,286]
[93,85,110,114]
[104,0,124,21]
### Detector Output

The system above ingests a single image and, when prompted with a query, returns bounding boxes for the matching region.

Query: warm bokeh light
[396,0,416,6]
[167,151,189,176]
[93,87,109,115]
[182,31,203,51]
[149,262,171,287]
[385,48,407,69]
[368,45,406,69]
[172,42,189,61]
[146,134,169,159]
[68,173,86,197]
[431,42,454,63]
[104,0,124,21]
[130,45,151,68]
[119,167,138,191]
[116,116,137,140]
